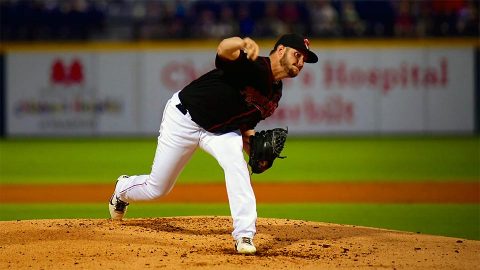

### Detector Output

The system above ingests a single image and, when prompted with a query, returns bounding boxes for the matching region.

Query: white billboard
[5,46,475,136]
[6,52,138,136]
[257,47,475,134]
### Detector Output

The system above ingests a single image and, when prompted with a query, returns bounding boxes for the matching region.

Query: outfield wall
[1,39,478,136]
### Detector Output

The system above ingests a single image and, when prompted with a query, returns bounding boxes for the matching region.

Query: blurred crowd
[1,0,478,41]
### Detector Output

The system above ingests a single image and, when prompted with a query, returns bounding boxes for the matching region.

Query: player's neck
[269,55,288,81]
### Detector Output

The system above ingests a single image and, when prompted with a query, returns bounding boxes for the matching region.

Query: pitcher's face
[280,47,305,78]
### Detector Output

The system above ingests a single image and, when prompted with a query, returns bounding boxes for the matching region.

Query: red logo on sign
[51,58,84,85]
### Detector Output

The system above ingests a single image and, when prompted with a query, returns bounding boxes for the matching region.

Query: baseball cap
[273,34,318,63]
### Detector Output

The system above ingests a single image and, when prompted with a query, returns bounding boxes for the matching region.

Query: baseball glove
[248,128,288,174]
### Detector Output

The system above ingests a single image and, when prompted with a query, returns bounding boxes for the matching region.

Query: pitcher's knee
[218,156,246,172]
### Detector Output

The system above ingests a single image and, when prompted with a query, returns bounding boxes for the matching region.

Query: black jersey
[178,51,283,133]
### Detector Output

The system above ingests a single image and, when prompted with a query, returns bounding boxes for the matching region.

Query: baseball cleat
[235,237,256,255]
[109,175,130,220]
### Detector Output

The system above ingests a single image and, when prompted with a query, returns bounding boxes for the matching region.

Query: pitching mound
[1,217,478,269]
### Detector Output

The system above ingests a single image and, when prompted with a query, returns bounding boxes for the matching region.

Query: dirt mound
[1,217,478,269]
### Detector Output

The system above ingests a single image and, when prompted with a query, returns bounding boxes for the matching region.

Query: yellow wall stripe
[1,38,478,52]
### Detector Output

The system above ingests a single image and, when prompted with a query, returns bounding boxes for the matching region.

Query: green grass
[1,136,478,184]
[2,137,477,241]
[0,203,478,240]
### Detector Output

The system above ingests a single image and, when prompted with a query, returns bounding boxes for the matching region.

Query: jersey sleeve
[215,50,251,72]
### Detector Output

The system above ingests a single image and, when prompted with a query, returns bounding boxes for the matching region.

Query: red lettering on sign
[323,58,448,93]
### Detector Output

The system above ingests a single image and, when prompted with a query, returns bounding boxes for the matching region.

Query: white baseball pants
[115,91,257,240]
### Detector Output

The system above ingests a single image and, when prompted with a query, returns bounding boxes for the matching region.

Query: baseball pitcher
[109,34,318,254]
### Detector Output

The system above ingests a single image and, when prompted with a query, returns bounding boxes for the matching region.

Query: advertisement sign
[5,46,475,136]
[257,47,475,134]
[6,52,137,136]
[139,51,216,133]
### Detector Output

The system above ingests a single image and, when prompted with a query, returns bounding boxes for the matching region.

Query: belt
[176,103,188,115]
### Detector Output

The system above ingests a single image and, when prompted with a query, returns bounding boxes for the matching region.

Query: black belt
[176,103,188,115]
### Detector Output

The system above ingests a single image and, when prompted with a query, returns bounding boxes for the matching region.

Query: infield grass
[1,136,478,184]
[0,203,478,241]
